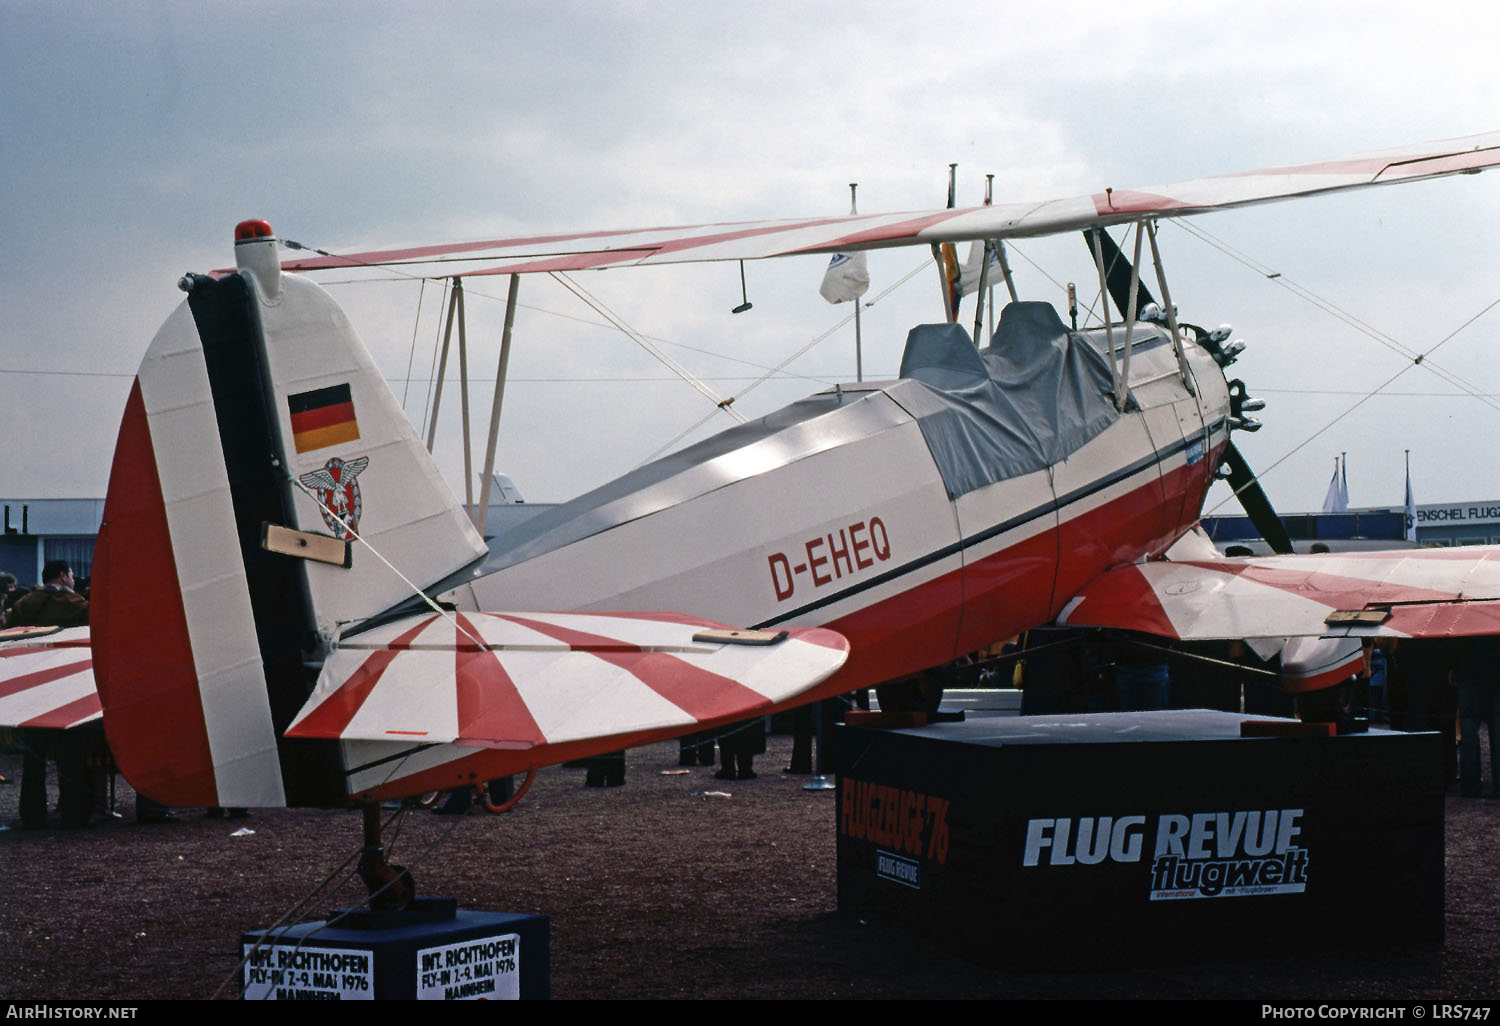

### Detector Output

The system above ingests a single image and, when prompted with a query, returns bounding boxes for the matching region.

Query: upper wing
[279,130,1500,277]
[0,626,100,729]
[286,609,848,752]
[1058,546,1500,641]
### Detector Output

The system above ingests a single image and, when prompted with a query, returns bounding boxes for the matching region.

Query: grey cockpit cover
[890,302,1121,498]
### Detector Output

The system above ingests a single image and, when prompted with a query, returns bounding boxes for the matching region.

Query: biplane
[7,131,1500,852]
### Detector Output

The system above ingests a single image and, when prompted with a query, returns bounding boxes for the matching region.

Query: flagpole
[1322,456,1342,514]
[1404,449,1416,543]
[818,184,869,376]
[932,164,958,322]
[970,240,991,346]
[854,297,863,383]
[985,174,996,342]
[851,183,862,382]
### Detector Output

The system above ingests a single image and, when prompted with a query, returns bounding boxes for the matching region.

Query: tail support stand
[357,803,415,912]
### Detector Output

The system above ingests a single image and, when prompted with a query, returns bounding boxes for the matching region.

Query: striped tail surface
[92,223,487,808]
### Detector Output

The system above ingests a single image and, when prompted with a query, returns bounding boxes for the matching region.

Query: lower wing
[1058,545,1500,642]
[1057,543,1500,694]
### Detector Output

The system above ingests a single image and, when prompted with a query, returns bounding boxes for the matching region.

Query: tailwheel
[357,803,415,911]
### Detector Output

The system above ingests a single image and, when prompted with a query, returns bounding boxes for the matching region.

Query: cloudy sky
[4,0,1499,519]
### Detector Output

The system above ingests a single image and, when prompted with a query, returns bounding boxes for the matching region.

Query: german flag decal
[288,384,360,453]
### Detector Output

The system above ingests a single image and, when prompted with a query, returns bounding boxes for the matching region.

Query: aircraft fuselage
[443,310,1230,700]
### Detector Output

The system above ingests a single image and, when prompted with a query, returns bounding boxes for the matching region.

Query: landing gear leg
[356,802,415,911]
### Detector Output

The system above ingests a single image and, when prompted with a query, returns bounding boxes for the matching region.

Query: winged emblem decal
[298,456,370,539]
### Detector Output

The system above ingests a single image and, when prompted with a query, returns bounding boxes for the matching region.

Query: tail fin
[93,221,486,807]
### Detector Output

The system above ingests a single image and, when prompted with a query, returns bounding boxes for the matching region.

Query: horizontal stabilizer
[0,627,100,729]
[287,610,848,753]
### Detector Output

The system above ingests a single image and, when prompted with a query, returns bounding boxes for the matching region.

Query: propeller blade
[1221,441,1295,555]
[1083,227,1158,322]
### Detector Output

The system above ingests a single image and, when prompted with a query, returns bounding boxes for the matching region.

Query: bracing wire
[548,270,748,422]
[288,476,490,654]
[419,277,451,439]
[634,256,933,467]
[1203,296,1500,519]
[219,804,473,1000]
[1150,217,1500,517]
[399,277,427,409]
[330,273,837,386]
[1175,220,1500,414]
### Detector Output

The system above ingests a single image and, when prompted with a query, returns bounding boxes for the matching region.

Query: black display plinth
[836,710,1443,968]
[242,906,548,999]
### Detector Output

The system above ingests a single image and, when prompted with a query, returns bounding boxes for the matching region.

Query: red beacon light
[232,219,283,300]
[234,219,275,242]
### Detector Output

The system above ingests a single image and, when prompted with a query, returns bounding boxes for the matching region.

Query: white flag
[820,195,870,304]
[1321,458,1346,514]
[958,240,1000,297]
[1404,465,1417,543]
[819,250,869,304]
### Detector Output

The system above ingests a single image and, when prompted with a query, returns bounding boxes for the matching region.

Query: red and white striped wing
[278,131,1500,276]
[1058,546,1500,641]
[286,610,848,750]
[0,627,101,729]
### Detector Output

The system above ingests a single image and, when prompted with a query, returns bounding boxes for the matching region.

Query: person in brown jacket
[6,561,88,629]
[10,561,96,828]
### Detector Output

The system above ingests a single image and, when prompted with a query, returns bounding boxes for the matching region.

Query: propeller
[1083,226,1156,322]
[1081,227,1293,555]
[1218,441,1295,554]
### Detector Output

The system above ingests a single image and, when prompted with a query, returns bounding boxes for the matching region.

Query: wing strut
[994,240,1018,305]
[424,277,462,456]
[970,239,993,346]
[1087,228,1125,410]
[1144,221,1197,398]
[475,273,521,535]
[932,163,961,324]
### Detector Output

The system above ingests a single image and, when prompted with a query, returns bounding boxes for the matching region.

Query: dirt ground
[1,731,1496,1001]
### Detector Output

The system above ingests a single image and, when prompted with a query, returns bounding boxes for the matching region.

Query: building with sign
[1410,501,1500,544]
[1204,500,1500,552]
[1,476,549,588]
[1,499,103,586]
